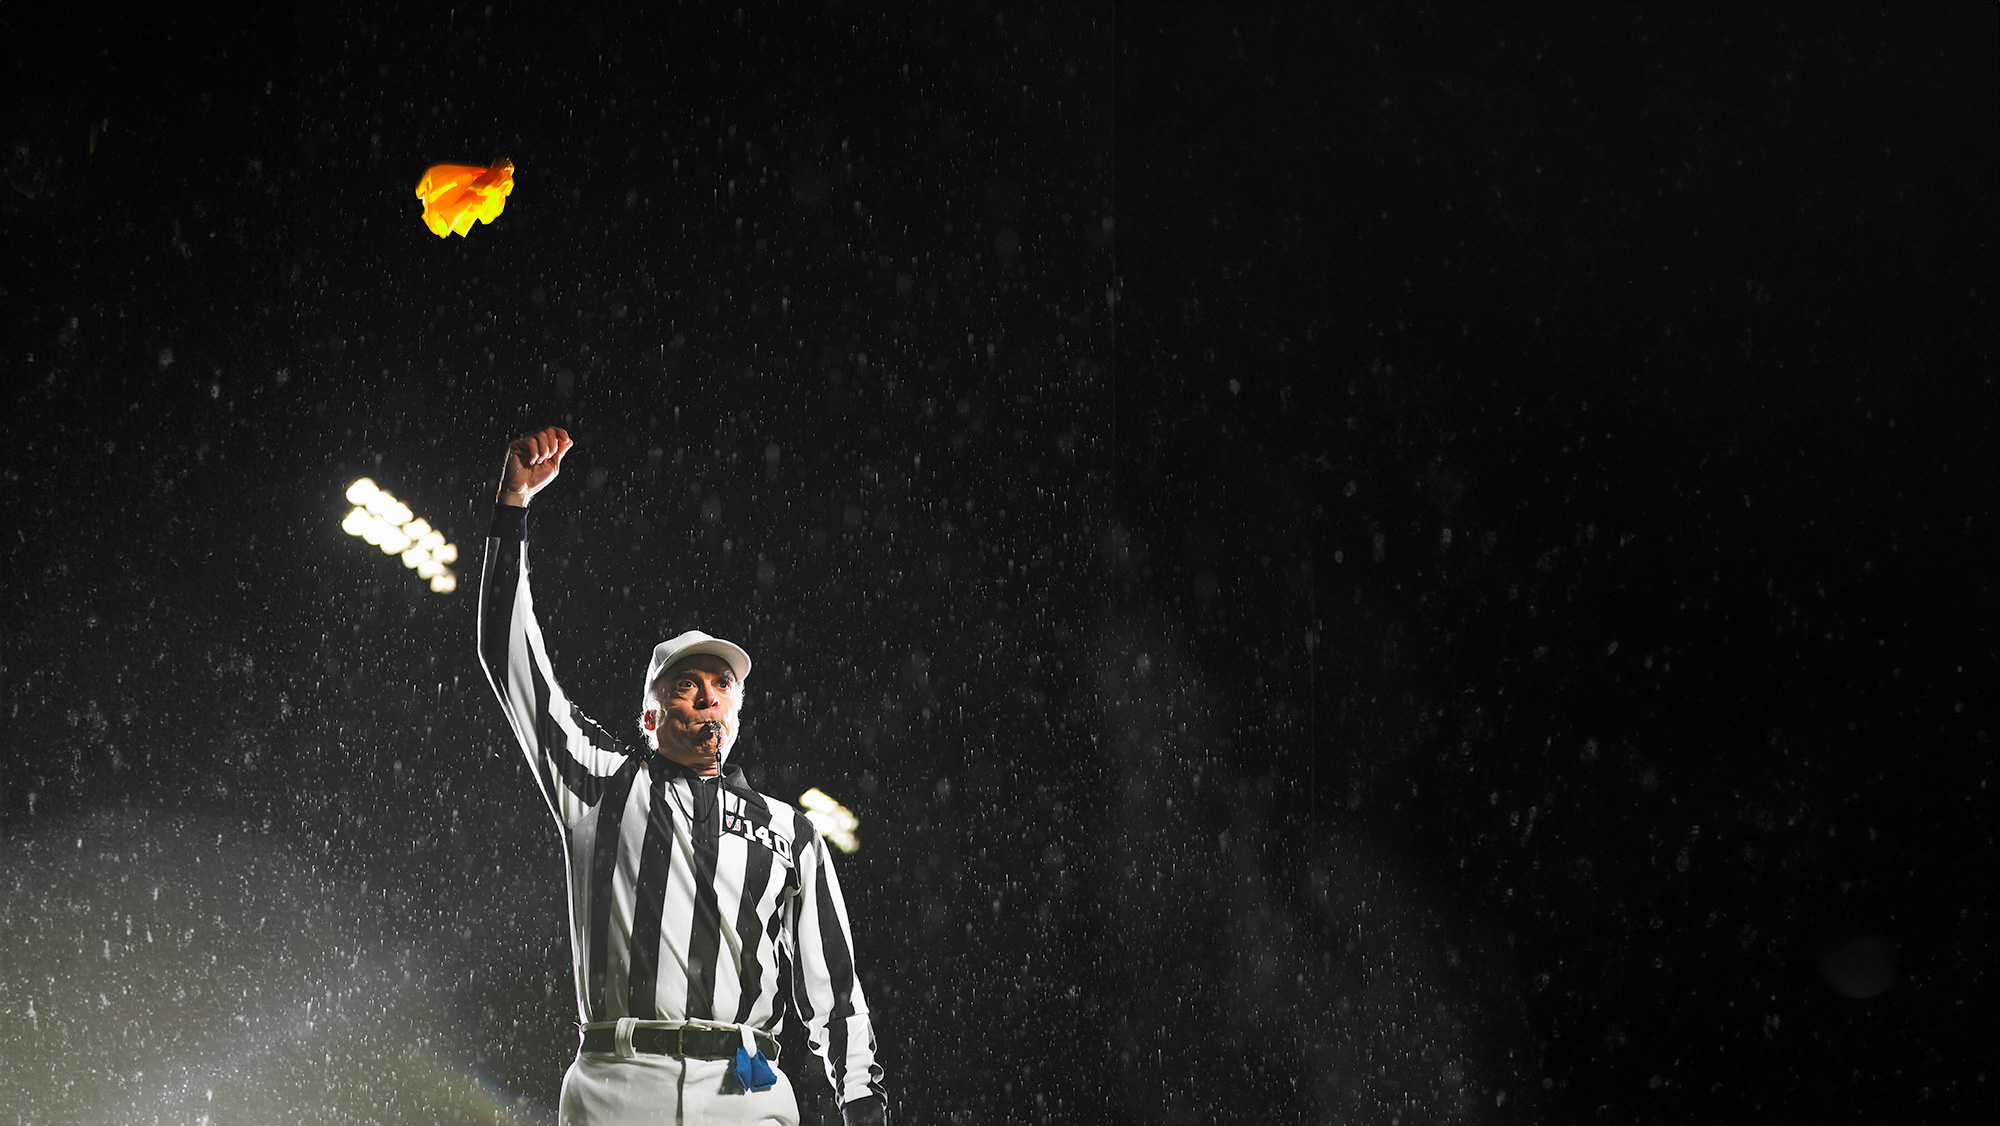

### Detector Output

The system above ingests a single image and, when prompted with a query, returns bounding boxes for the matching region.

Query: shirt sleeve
[476,503,629,824]
[786,814,889,1112]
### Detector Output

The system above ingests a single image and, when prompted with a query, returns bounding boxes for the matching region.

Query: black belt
[579,1024,779,1061]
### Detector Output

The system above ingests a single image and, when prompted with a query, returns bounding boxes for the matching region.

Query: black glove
[842,1094,888,1126]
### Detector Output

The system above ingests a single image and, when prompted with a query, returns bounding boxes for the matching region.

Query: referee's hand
[842,1095,889,1126]
[499,427,573,507]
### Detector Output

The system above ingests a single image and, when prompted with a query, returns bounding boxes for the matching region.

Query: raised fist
[499,427,573,505]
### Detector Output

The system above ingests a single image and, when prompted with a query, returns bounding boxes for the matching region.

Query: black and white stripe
[477,506,886,1110]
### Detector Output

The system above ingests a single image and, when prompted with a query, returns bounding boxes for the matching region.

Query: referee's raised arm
[477,426,574,704]
[477,427,623,823]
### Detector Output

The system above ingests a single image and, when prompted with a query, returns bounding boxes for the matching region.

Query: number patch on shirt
[723,812,793,865]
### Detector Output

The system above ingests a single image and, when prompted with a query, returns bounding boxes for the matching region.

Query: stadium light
[798,788,860,854]
[342,478,458,593]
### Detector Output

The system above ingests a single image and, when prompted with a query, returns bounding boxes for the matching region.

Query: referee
[477,427,890,1126]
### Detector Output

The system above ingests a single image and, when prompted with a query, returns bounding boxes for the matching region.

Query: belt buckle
[676,1025,688,1059]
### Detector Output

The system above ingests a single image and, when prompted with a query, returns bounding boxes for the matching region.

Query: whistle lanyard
[661,770,723,832]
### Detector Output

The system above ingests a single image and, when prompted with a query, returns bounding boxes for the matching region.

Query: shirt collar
[650,756,757,801]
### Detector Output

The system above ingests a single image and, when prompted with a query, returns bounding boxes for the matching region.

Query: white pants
[559,1046,800,1126]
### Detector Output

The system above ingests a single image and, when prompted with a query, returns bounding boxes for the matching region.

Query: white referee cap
[642,630,753,704]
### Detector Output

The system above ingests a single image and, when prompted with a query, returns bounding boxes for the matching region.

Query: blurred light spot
[342,479,457,594]
[799,788,861,853]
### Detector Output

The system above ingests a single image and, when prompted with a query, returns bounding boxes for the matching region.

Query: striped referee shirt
[476,504,887,1115]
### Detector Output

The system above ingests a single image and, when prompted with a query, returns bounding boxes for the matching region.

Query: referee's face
[648,655,742,775]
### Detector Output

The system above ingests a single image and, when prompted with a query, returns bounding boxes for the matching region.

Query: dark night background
[3,4,1992,1124]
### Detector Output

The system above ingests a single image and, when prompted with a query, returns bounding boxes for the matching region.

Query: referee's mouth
[676,719,729,764]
